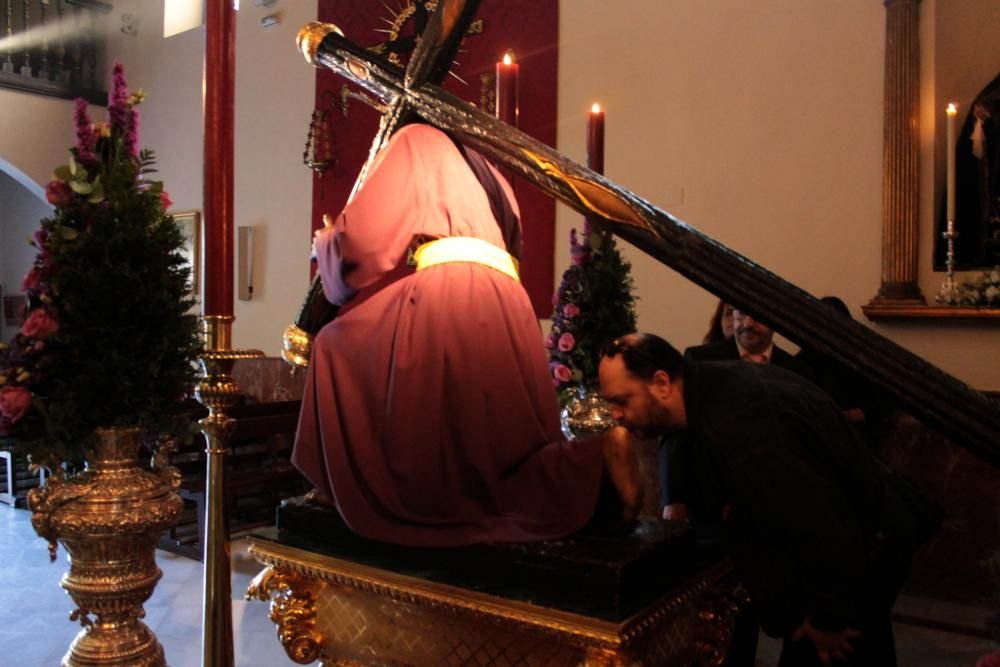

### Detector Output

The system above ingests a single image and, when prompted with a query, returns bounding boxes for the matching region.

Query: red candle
[495,49,519,127]
[587,103,605,175]
[203,0,236,317]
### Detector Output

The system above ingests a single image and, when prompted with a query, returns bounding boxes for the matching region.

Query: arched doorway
[0,160,51,342]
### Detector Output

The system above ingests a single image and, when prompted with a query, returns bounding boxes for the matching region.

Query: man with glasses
[598,333,918,667]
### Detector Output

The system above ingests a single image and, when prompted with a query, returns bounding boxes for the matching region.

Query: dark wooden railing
[0,0,111,104]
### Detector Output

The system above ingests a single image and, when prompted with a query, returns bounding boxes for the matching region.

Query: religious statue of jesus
[292,121,641,547]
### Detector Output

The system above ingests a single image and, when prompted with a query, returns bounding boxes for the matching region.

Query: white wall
[0,90,79,187]
[557,0,1000,391]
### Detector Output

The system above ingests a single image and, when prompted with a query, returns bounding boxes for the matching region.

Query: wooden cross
[296,0,1000,465]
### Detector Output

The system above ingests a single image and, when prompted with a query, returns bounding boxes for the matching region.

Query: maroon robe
[292,124,604,546]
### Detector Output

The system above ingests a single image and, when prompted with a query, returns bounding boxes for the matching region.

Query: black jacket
[659,339,813,507]
[674,360,915,636]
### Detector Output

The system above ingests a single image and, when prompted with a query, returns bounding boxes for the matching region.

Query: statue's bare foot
[602,426,643,520]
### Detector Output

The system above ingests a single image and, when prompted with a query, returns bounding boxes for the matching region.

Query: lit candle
[495,50,519,127]
[946,103,957,226]
[587,103,605,175]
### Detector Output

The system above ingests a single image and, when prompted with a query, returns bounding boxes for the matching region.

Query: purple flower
[108,62,130,133]
[73,98,96,164]
[124,106,139,158]
[558,332,576,352]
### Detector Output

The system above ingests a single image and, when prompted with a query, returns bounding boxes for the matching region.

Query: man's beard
[626,396,672,439]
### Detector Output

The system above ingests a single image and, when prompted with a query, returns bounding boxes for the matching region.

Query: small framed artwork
[3,294,27,328]
[172,210,200,295]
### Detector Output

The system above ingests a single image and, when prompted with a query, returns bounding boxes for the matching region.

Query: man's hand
[792,617,861,665]
[311,214,335,260]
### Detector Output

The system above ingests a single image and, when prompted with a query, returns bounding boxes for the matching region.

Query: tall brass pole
[196,318,260,667]
[199,2,262,667]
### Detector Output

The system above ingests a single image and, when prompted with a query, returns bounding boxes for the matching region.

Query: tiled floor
[0,505,314,667]
[2,505,996,666]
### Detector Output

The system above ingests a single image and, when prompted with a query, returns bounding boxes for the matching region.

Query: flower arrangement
[957,266,1000,307]
[0,63,202,467]
[547,219,637,403]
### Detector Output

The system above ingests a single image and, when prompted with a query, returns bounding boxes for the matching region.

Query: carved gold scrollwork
[694,581,749,667]
[582,648,632,666]
[247,566,326,665]
[151,436,182,493]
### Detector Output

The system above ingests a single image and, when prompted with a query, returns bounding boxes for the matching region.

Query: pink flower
[21,267,41,292]
[160,191,173,210]
[21,309,59,339]
[563,303,580,319]
[551,290,560,307]
[45,180,74,207]
[0,386,32,424]
[544,333,556,350]
[553,364,572,383]
[558,332,576,352]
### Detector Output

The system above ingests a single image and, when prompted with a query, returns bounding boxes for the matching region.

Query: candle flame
[502,50,515,66]
[946,103,958,116]
[591,103,601,113]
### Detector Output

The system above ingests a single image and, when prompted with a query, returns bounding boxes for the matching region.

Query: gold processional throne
[247,498,744,667]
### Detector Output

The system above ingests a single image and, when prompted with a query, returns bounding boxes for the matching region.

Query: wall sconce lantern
[302,91,339,176]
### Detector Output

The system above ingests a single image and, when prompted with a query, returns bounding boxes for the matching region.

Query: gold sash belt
[413,237,520,282]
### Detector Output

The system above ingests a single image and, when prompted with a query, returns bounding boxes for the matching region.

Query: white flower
[989,270,1000,285]
[985,285,1000,302]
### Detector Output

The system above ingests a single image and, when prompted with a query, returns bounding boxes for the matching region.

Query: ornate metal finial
[296,22,343,66]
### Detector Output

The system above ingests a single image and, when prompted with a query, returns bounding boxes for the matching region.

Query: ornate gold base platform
[246,529,742,666]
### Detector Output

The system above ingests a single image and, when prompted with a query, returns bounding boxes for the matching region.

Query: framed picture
[3,294,27,328]
[172,210,200,295]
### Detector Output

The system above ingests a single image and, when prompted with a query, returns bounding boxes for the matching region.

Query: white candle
[946,103,957,225]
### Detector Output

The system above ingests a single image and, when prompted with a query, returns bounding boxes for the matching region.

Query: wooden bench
[158,399,309,560]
